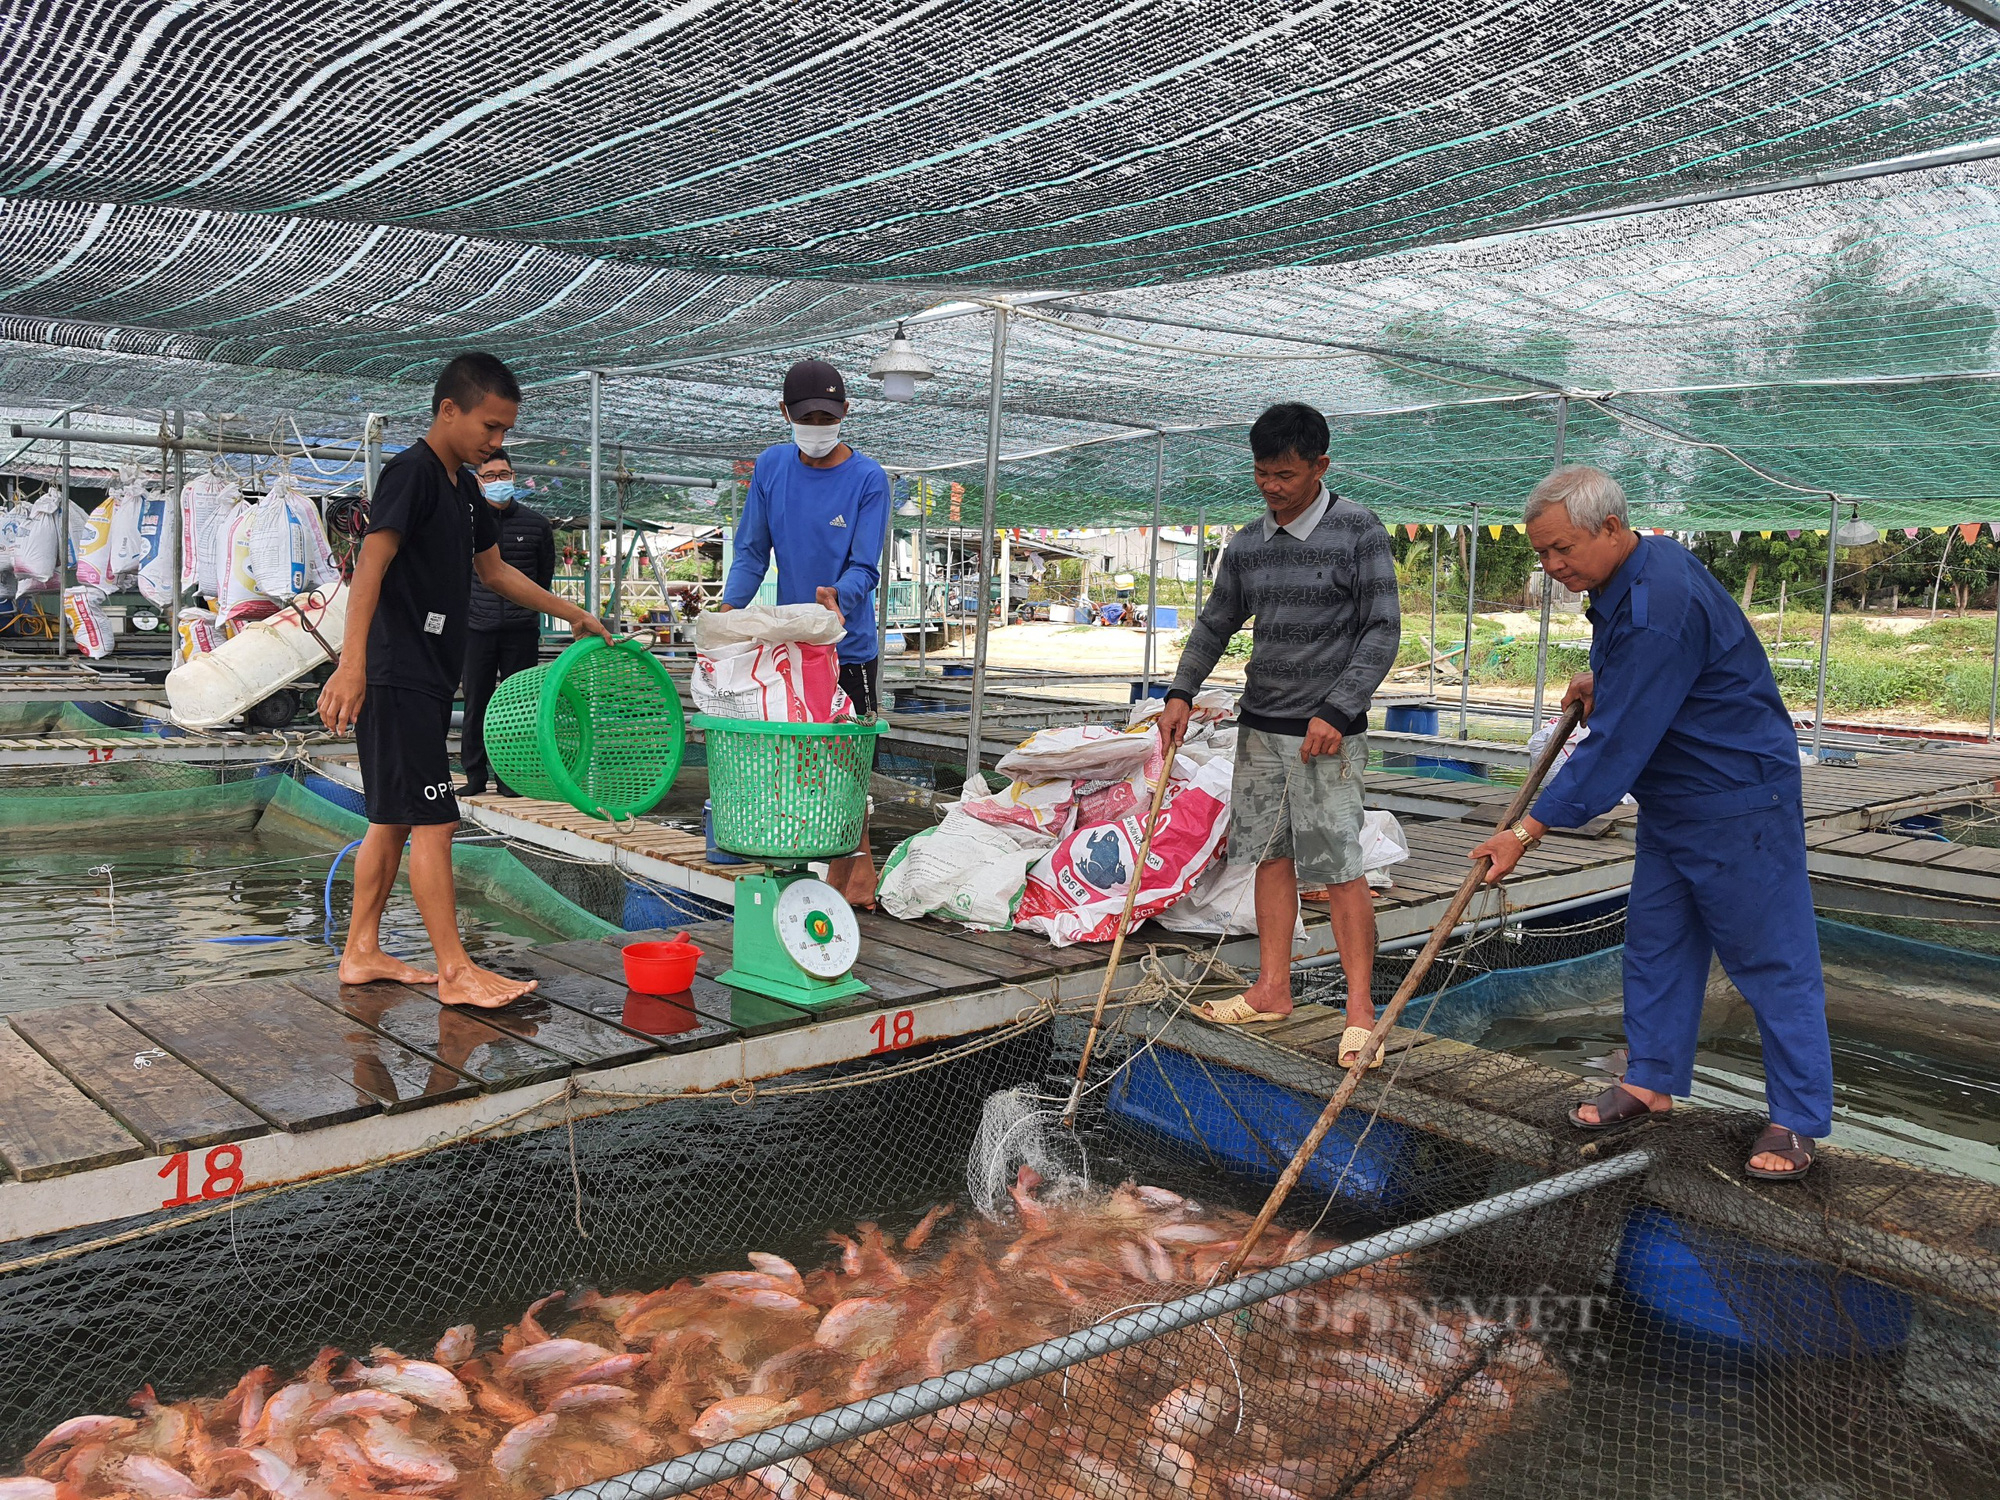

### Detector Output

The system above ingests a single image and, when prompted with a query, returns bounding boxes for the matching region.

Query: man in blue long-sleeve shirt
[1472,466,1830,1181]
[720,358,891,904]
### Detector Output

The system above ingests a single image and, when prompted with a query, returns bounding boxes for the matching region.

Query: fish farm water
[1462,923,2000,1181]
[0,824,540,1012]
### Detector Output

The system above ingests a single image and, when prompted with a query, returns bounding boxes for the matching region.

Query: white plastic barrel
[165,583,347,730]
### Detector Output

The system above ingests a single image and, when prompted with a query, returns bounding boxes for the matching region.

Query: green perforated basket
[693,714,886,861]
[482,637,685,820]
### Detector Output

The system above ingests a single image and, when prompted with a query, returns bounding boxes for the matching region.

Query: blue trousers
[1622,799,1833,1136]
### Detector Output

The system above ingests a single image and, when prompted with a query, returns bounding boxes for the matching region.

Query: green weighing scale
[721,869,869,1005]
[691,714,888,1007]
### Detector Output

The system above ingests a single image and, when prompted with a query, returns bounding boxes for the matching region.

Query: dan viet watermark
[1266,1284,1608,1339]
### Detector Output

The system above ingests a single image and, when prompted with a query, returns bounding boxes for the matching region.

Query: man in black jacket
[458,447,555,796]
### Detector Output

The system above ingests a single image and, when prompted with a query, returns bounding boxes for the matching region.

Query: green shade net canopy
[2,2,2000,530]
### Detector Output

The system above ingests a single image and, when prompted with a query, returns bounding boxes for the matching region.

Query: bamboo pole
[1061,741,1181,1128]
[1215,700,1586,1280]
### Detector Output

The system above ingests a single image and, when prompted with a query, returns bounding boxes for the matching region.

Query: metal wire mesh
[3,1002,1995,1500]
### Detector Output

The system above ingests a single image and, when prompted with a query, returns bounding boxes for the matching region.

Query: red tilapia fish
[10,1174,1561,1500]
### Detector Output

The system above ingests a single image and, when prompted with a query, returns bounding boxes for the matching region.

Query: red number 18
[158,1144,246,1208]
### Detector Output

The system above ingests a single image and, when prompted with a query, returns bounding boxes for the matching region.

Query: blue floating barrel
[1615,1205,1914,1357]
[1384,704,1440,736]
[942,663,973,678]
[1129,681,1170,702]
[1109,1046,1416,1211]
[622,879,729,929]
[302,772,368,817]
[704,800,747,866]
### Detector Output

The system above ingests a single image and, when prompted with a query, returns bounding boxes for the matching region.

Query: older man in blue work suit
[1471,466,1831,1181]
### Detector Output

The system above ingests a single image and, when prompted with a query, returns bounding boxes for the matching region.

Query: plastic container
[623,935,702,995]
[483,637,685,820]
[1109,1044,1416,1211]
[164,583,346,730]
[703,800,747,865]
[1385,704,1440,735]
[1616,1205,1914,1357]
[694,714,886,861]
[1129,681,1169,702]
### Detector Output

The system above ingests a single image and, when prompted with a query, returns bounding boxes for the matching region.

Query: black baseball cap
[782,358,847,419]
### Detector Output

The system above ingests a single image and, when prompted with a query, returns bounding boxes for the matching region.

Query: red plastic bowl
[623,935,701,995]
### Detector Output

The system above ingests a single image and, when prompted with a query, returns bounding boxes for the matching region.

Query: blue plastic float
[1108,1045,1418,1211]
[1615,1205,1914,1357]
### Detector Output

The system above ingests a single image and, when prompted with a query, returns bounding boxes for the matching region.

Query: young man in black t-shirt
[319,353,608,1009]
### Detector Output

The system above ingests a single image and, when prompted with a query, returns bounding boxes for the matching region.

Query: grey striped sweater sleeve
[1168,543,1248,700]
[1320,518,1401,724]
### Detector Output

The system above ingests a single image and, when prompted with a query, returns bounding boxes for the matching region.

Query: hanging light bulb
[868,322,934,403]
[1834,505,1879,548]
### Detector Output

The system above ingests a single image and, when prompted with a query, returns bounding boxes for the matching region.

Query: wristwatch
[1510,822,1540,848]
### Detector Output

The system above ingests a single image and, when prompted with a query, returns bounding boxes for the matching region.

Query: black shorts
[839,658,879,773]
[838,657,879,718]
[357,685,458,826]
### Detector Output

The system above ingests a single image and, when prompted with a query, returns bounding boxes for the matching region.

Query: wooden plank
[854,911,1049,982]
[525,953,739,1052]
[544,933,821,1037]
[905,918,1103,972]
[0,1027,144,1180]
[434,952,667,1069]
[117,982,434,1129]
[1873,839,1963,867]
[288,975,573,1090]
[12,1004,264,1153]
[1933,844,2000,874]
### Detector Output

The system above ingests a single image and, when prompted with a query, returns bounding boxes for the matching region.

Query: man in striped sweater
[1160,404,1401,1064]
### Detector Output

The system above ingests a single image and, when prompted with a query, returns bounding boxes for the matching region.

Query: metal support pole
[1531,397,1567,730]
[966,309,1009,779]
[541,1152,1652,1500]
[587,371,604,620]
[606,452,628,623]
[363,413,383,507]
[56,411,70,658]
[1142,431,1164,695]
[1194,500,1206,620]
[1812,495,1838,762]
[1984,588,2000,748]
[167,408,186,665]
[1427,524,1439,700]
[1460,505,1479,740]
[916,479,928,674]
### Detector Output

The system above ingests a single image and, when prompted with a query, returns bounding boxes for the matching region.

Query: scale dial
[773,878,861,979]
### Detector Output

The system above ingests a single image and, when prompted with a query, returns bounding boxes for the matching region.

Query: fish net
[2,981,1996,1500]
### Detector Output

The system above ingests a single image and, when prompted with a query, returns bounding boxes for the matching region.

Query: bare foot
[339,950,440,986]
[437,961,538,1009]
[1575,1082,1672,1127]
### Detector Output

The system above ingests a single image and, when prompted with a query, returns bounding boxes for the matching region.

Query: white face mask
[792,421,842,459]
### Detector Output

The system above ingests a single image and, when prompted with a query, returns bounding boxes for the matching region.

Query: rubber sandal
[1745,1124,1815,1181]
[1338,1025,1384,1070]
[1567,1082,1665,1131]
[1191,994,1287,1026]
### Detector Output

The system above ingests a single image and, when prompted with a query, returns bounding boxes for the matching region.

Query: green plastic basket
[692,714,886,861]
[483,637,685,820]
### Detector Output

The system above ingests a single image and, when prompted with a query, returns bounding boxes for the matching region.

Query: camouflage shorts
[1227,726,1368,885]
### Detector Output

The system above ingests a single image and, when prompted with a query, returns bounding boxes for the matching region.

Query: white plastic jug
[165,583,347,729]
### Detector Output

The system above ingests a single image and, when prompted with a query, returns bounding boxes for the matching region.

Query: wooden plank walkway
[1157,1007,2000,1311]
[0,910,1200,1230]
[1806,825,2000,906]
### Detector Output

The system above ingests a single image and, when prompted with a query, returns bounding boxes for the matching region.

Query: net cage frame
[2,991,1996,1500]
[484,636,688,821]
